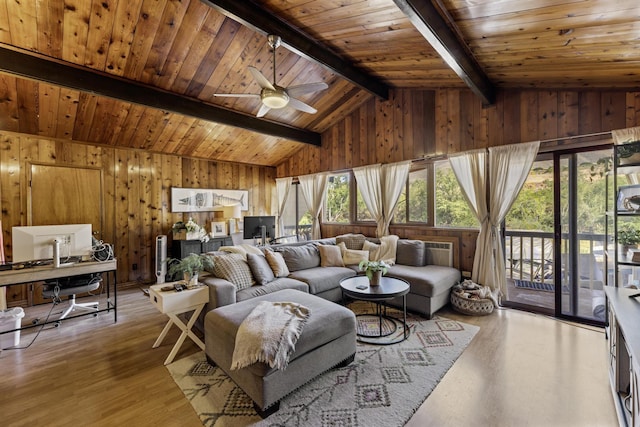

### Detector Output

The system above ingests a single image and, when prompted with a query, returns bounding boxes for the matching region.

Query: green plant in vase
[167,253,214,286]
[358,260,390,286]
[618,224,640,257]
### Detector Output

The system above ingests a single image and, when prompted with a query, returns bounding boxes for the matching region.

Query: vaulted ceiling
[0,0,638,167]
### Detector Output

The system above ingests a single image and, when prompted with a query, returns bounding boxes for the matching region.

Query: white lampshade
[223,204,241,219]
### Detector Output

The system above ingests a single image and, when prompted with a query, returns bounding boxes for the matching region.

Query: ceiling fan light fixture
[261,88,290,109]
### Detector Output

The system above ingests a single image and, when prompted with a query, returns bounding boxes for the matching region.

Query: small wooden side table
[149,283,209,365]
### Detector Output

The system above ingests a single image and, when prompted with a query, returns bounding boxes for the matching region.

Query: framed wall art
[211,221,228,237]
[171,187,249,213]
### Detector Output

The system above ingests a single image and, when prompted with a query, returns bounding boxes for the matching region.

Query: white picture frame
[171,187,249,213]
[211,221,228,237]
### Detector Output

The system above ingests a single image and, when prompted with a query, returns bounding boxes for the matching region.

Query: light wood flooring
[0,288,617,427]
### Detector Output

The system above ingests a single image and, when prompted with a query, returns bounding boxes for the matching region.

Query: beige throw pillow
[363,235,399,265]
[265,250,290,277]
[343,248,369,266]
[318,244,345,267]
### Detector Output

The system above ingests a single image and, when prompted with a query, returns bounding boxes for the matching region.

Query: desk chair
[42,273,102,326]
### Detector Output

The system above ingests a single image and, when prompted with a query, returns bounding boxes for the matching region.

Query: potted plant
[358,260,390,286]
[172,217,210,241]
[167,253,214,286]
[618,224,640,256]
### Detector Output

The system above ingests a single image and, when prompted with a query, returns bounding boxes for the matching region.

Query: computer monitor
[11,224,93,263]
[243,216,276,242]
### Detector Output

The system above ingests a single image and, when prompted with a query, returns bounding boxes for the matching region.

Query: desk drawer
[149,284,208,314]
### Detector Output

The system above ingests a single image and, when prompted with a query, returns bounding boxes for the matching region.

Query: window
[434,160,478,228]
[280,184,312,241]
[356,186,375,222]
[325,172,350,223]
[406,167,428,223]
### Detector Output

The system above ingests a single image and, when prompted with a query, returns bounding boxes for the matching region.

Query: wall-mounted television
[243,216,276,242]
[11,224,93,263]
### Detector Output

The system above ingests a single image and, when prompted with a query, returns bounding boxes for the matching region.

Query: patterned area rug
[167,311,478,427]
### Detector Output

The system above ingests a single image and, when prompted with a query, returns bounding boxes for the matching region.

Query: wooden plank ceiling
[0,0,638,167]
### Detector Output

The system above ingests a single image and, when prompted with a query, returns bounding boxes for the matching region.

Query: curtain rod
[537,130,612,145]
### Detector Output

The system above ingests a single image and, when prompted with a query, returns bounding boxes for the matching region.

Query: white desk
[149,283,208,365]
[0,259,118,328]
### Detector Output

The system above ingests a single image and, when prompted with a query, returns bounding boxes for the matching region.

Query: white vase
[183,272,199,287]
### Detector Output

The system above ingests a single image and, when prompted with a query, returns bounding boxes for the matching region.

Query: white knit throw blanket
[231,301,311,371]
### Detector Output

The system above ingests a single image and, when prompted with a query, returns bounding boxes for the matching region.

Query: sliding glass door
[504,148,609,323]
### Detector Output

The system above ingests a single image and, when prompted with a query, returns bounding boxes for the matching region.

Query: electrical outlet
[462,271,471,278]
[132,263,138,270]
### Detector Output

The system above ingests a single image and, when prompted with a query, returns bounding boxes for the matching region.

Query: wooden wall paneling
[331,125,341,171]
[411,90,427,156]
[459,90,476,151]
[106,0,144,77]
[123,0,167,80]
[118,104,146,148]
[578,92,602,136]
[344,116,353,168]
[16,79,39,135]
[0,76,19,132]
[102,148,117,248]
[36,0,64,57]
[350,110,361,168]
[138,151,154,280]
[375,94,392,163]
[127,150,143,282]
[502,91,521,145]
[558,91,580,138]
[88,98,124,144]
[38,84,60,137]
[484,91,504,147]
[447,90,462,154]
[114,148,131,281]
[164,153,183,235]
[55,87,80,140]
[61,0,90,64]
[537,91,558,142]
[6,0,37,51]
[600,91,627,132]
[85,0,117,72]
[140,0,190,85]
[392,89,404,163]
[402,90,414,160]
[520,91,539,143]
[72,93,98,143]
[0,2,11,45]
[626,92,640,128]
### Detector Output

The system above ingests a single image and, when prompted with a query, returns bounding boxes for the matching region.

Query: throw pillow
[318,244,345,267]
[342,248,369,266]
[272,244,320,271]
[363,235,399,265]
[335,233,367,250]
[246,253,275,285]
[265,250,290,277]
[240,244,264,256]
[219,245,248,259]
[212,254,255,291]
[396,239,425,266]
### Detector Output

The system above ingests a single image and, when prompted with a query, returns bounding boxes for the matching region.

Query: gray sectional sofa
[199,234,461,319]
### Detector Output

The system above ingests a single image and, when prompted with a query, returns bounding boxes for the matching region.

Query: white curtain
[612,126,640,144]
[450,142,539,299]
[275,177,292,238]
[353,161,411,237]
[380,161,411,236]
[298,173,328,240]
[487,141,540,298]
[353,164,383,233]
[449,149,488,284]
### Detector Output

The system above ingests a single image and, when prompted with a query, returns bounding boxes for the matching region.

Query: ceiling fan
[214,35,328,118]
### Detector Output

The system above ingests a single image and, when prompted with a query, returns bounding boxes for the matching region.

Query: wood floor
[0,288,617,427]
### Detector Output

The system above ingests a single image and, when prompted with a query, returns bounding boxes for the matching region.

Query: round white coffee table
[340,275,410,344]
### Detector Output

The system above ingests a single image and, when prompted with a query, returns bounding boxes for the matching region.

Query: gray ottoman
[204,289,356,417]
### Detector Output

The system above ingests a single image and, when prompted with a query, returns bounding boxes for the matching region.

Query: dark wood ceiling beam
[200,0,390,100]
[0,46,321,146]
[393,0,495,105]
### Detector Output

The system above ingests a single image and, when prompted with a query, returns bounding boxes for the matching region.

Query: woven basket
[450,291,494,316]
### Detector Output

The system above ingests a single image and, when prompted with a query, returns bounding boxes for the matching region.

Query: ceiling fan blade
[248,66,275,90]
[288,98,317,114]
[256,104,271,118]
[213,93,260,98]
[286,82,328,98]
